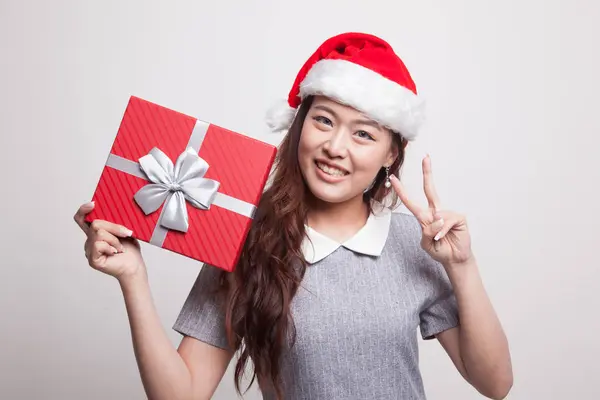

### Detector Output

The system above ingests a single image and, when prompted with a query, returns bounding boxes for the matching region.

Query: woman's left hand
[389,155,473,268]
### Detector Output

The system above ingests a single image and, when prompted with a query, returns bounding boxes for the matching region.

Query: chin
[308,186,354,204]
[304,177,363,205]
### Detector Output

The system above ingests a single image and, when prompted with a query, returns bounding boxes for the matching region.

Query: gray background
[1,0,599,399]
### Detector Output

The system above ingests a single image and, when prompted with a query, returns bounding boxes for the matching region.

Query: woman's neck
[306,194,370,243]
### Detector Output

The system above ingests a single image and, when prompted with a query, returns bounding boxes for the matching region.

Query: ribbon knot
[167,183,183,192]
[133,147,220,233]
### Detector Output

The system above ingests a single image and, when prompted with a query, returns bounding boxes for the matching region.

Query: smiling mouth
[315,161,349,177]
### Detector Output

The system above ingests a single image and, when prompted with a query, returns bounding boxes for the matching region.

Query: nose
[322,130,349,158]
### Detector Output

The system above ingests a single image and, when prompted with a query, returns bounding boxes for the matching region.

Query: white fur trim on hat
[299,59,426,140]
[265,98,296,133]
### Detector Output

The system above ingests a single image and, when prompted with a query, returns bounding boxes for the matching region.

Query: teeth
[317,162,346,177]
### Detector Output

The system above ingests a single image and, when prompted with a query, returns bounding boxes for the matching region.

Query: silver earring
[384,166,391,188]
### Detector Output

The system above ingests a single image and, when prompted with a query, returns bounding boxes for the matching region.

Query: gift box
[86,96,277,272]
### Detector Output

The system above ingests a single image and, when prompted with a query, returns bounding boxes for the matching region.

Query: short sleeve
[418,254,460,340]
[172,264,230,350]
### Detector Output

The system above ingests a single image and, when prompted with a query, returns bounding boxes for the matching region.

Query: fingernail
[111,246,118,254]
[434,233,442,241]
[84,201,95,209]
[121,227,133,237]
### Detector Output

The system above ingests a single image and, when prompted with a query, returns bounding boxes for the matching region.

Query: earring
[384,166,391,188]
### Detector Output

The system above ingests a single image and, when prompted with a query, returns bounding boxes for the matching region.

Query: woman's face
[298,96,397,205]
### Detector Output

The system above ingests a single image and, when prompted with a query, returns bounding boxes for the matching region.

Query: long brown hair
[217,95,408,398]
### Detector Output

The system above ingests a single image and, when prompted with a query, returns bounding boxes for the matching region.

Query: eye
[313,115,333,126]
[355,130,375,141]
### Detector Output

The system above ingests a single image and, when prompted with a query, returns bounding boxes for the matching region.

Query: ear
[385,140,400,167]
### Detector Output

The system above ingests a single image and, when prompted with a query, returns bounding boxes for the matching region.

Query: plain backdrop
[1,0,599,399]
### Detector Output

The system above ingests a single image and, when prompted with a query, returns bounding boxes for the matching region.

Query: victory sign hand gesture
[390,155,473,268]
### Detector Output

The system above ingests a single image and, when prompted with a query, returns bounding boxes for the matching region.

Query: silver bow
[133,147,220,233]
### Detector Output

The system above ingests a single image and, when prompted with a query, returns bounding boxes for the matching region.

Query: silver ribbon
[133,147,219,233]
[105,119,257,247]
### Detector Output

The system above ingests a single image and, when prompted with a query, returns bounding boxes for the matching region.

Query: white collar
[301,206,392,264]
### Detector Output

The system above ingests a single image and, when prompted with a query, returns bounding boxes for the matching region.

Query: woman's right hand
[74,201,146,282]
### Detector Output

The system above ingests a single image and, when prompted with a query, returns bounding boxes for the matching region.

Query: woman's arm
[436,258,513,400]
[121,271,232,400]
[75,201,232,400]
[389,157,512,399]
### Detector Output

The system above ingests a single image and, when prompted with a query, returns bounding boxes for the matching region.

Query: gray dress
[173,209,459,399]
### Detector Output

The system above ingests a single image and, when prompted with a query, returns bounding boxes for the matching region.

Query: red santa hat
[266,32,426,140]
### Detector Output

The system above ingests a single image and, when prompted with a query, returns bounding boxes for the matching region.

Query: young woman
[74,32,512,400]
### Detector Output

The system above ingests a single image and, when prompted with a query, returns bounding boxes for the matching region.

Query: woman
[74,32,512,399]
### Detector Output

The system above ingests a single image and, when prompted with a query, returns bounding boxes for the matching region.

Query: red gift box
[86,96,277,272]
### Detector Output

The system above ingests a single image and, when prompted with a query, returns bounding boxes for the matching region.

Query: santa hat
[266,32,426,140]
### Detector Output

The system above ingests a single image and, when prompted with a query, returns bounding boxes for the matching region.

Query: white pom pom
[265,99,296,133]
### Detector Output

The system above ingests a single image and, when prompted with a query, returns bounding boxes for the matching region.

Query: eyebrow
[313,104,382,130]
